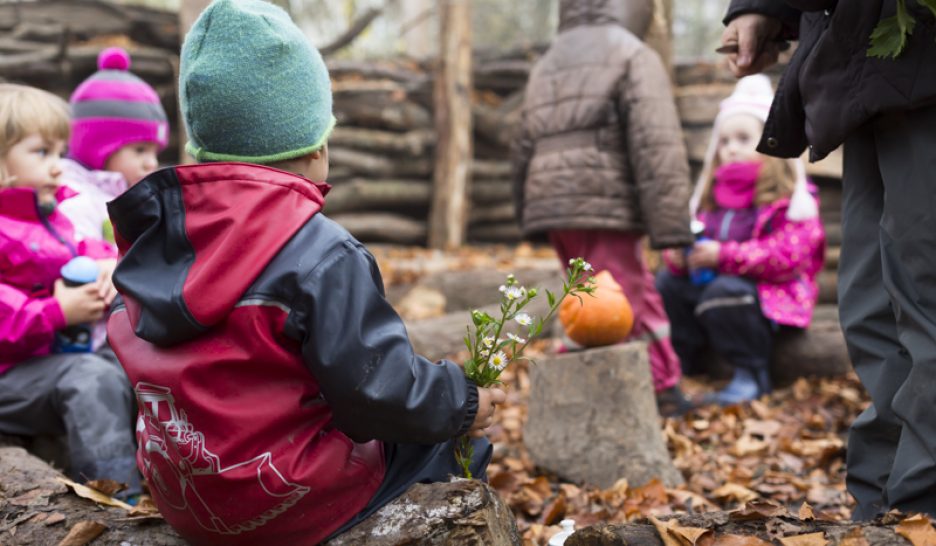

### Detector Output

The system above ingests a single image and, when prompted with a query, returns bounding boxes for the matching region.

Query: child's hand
[54,280,106,326]
[688,240,721,270]
[663,248,686,270]
[469,387,507,438]
[96,258,118,305]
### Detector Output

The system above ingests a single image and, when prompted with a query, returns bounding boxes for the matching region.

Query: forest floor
[370,244,868,546]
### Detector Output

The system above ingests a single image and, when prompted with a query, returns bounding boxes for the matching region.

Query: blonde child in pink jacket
[657,75,825,405]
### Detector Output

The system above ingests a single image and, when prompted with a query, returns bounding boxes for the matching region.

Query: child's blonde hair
[696,154,797,212]
[0,83,71,154]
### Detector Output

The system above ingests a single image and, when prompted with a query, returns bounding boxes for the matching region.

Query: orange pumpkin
[558,270,634,347]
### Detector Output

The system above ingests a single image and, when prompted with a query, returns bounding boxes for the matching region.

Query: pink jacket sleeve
[77,238,117,260]
[662,249,689,276]
[0,283,66,363]
[718,216,824,283]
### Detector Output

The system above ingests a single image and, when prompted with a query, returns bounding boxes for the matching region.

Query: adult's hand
[721,14,784,77]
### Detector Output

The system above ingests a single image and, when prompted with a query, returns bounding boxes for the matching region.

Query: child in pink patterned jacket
[58,47,169,243]
[656,75,825,405]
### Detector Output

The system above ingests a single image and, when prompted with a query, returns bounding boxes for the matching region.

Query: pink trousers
[549,229,681,392]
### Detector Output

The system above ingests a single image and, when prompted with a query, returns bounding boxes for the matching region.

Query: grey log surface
[524,343,684,489]
[324,480,521,546]
[330,212,428,245]
[324,178,431,214]
[567,512,912,546]
[0,446,186,545]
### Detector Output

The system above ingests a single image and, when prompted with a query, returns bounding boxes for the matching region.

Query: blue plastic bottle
[688,220,716,286]
[53,256,99,353]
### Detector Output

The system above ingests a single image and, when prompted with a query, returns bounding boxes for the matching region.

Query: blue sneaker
[704,367,771,406]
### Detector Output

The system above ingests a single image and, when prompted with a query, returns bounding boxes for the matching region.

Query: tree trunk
[429,0,473,249]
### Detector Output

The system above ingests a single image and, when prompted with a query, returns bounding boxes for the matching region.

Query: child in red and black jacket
[106,1,503,545]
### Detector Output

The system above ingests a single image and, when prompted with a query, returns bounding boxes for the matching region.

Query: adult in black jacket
[722,0,936,520]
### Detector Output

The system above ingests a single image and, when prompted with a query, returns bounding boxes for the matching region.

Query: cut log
[327,59,428,85]
[0,446,186,545]
[524,343,685,489]
[471,179,513,204]
[391,267,561,313]
[406,290,557,361]
[329,127,434,157]
[675,83,734,126]
[324,480,521,546]
[825,223,842,247]
[469,203,516,224]
[330,212,428,245]
[469,222,523,243]
[826,245,840,270]
[819,269,837,305]
[567,512,915,546]
[324,178,431,214]
[329,147,433,178]
[471,159,512,179]
[333,94,432,131]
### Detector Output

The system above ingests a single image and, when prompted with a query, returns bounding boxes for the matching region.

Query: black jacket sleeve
[295,240,478,444]
[724,0,803,38]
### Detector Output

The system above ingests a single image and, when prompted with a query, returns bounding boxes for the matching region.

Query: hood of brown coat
[558,0,651,36]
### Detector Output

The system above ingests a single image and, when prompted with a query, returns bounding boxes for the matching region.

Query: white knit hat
[689,74,817,221]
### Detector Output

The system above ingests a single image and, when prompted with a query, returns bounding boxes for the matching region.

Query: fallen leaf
[896,514,936,546]
[730,500,789,521]
[673,524,713,546]
[649,516,684,546]
[55,477,132,510]
[713,535,773,546]
[541,492,567,526]
[798,502,815,521]
[778,532,829,546]
[128,495,161,517]
[31,512,66,526]
[84,479,126,497]
[56,520,106,546]
[8,488,54,507]
[713,483,759,504]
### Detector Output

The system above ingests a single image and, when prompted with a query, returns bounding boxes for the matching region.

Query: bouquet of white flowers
[455,257,596,478]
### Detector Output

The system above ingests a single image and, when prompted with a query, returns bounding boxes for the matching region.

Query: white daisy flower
[482,336,495,348]
[583,261,594,272]
[507,333,526,344]
[504,285,525,300]
[488,351,508,371]
[514,313,533,326]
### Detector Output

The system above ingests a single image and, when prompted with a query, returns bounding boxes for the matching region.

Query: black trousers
[656,271,773,376]
[840,105,936,519]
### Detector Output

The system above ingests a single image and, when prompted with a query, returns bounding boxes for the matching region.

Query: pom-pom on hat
[179,0,336,164]
[689,75,817,221]
[68,47,169,170]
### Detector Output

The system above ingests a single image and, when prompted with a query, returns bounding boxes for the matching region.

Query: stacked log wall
[0,2,843,275]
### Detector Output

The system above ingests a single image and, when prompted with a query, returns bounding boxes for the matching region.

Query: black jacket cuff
[456,379,480,436]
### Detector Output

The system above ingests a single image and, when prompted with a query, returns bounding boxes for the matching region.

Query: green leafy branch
[868,0,936,59]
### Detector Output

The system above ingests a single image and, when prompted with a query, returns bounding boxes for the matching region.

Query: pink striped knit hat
[69,47,169,170]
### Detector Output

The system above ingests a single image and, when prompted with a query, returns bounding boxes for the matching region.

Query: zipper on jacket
[718,210,735,241]
[35,197,77,257]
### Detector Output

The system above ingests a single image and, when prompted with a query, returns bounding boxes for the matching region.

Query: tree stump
[324,480,521,546]
[523,343,684,489]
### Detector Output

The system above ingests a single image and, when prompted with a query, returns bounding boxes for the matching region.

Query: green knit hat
[179,0,336,164]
